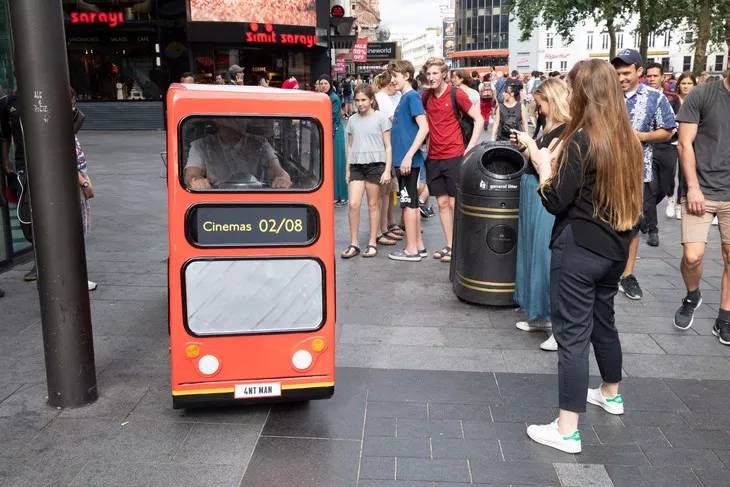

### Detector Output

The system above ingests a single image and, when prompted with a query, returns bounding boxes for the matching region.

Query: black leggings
[550,225,625,413]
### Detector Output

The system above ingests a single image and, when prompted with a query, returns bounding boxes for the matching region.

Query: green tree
[682,0,730,75]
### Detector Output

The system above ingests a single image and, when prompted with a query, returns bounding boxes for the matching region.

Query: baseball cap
[611,49,643,67]
[228,64,244,75]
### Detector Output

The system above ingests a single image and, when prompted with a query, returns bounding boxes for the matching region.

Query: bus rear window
[180,116,322,192]
[183,258,324,335]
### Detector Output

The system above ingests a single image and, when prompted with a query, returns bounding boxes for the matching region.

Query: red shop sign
[244,23,317,49]
[69,11,125,28]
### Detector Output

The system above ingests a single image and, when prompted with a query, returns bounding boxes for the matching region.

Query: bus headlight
[292,350,313,370]
[198,354,220,375]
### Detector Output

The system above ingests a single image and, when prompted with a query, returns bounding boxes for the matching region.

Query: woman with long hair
[319,74,348,206]
[666,71,698,220]
[511,78,571,352]
[521,59,643,453]
[478,73,494,125]
[341,85,392,258]
[372,70,405,245]
[491,82,528,141]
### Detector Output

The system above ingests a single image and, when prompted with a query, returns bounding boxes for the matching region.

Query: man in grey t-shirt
[673,69,730,345]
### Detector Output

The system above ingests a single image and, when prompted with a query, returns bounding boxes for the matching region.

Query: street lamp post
[8,0,97,408]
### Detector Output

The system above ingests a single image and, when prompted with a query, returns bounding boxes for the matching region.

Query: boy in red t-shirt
[422,57,484,262]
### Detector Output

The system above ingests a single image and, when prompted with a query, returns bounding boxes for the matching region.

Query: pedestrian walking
[491,81,528,142]
[526,59,643,454]
[666,72,697,220]
[451,69,480,107]
[673,67,730,343]
[611,49,676,300]
[387,60,430,262]
[478,73,494,126]
[340,85,392,259]
[510,77,571,352]
[421,57,484,263]
[319,74,348,206]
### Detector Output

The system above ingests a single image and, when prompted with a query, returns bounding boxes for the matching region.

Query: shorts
[397,167,420,209]
[426,157,460,197]
[349,162,385,185]
[343,95,353,104]
[680,198,730,244]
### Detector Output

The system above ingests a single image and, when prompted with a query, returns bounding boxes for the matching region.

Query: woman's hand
[509,129,533,150]
[380,169,391,185]
[78,172,94,199]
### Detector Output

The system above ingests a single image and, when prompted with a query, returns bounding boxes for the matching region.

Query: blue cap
[611,49,643,67]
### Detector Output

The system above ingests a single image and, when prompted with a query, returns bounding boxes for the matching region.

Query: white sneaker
[526,419,581,454]
[587,387,624,415]
[712,215,719,226]
[665,197,676,218]
[88,280,98,291]
[540,334,558,351]
[515,320,552,332]
[675,206,682,220]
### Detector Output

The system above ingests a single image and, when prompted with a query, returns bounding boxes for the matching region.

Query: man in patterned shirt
[611,49,676,300]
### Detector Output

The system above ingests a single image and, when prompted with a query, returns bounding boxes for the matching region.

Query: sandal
[340,245,360,259]
[383,230,403,241]
[387,224,405,236]
[362,245,378,258]
[377,234,398,246]
[440,247,452,263]
[433,246,451,260]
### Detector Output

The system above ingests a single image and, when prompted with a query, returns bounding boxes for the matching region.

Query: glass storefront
[63,0,164,101]
[190,45,313,89]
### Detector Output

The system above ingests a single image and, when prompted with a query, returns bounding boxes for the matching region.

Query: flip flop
[377,234,398,246]
[340,245,360,259]
[440,247,452,263]
[387,224,405,236]
[433,246,450,259]
[362,245,378,258]
[383,230,403,241]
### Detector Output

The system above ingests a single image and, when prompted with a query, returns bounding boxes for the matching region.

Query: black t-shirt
[539,131,635,261]
[676,79,730,201]
[0,94,24,162]
[525,124,565,176]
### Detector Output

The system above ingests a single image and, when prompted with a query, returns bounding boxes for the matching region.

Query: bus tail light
[198,354,220,375]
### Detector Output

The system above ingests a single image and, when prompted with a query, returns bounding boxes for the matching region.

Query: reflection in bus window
[185,259,324,335]
[180,117,321,191]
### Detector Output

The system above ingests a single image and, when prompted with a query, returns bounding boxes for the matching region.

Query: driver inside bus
[184,118,292,190]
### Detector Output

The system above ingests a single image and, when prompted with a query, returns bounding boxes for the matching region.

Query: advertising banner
[443,17,455,57]
[367,42,396,60]
[352,37,369,62]
[188,0,317,27]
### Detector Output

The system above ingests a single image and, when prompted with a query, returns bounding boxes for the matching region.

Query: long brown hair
[554,59,643,231]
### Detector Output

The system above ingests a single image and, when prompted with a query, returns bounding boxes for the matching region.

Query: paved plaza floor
[1,131,729,486]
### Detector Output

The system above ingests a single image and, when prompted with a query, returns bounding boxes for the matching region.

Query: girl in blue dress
[510,78,571,351]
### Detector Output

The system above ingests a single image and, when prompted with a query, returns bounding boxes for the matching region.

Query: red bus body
[166,84,335,408]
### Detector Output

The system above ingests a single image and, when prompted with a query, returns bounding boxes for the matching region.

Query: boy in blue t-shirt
[387,60,430,262]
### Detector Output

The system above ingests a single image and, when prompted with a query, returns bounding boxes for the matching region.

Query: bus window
[180,116,322,192]
[184,259,324,335]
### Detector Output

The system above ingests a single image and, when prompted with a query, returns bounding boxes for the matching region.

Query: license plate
[234,382,282,399]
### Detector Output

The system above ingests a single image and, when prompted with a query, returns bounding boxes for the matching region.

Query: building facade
[450,0,510,72]
[397,29,443,69]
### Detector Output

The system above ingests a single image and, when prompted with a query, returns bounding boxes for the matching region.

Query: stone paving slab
[1,131,730,486]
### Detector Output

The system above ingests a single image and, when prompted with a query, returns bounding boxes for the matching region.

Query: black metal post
[8,0,97,408]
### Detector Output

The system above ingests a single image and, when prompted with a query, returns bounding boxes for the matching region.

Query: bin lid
[459,142,526,195]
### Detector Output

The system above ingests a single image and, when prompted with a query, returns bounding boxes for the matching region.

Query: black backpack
[423,87,474,147]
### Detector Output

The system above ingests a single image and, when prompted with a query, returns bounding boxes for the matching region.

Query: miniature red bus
[166,84,335,408]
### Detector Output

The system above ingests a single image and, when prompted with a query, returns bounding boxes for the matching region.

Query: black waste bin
[451,142,526,306]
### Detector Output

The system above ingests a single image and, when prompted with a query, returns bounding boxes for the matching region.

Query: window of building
[663,32,671,47]
[616,32,624,49]
[661,57,670,71]
[601,33,609,50]
[634,33,640,48]
[545,61,553,71]
[559,61,567,71]
[648,33,656,48]
[586,32,593,50]
[546,32,554,49]
[684,31,694,43]
[683,56,692,71]
[715,55,726,72]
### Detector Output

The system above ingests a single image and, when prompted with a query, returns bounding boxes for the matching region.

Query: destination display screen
[187,204,318,246]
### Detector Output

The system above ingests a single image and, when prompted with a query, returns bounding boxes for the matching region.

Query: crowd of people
[318,52,729,454]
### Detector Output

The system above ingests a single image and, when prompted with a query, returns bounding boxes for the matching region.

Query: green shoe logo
[563,430,581,441]
[606,394,624,404]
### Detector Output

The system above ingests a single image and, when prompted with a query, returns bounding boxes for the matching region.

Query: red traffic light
[330,5,345,17]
